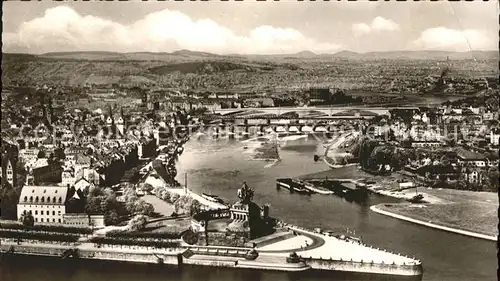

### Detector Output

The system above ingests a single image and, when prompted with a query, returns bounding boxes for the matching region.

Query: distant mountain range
[5,49,497,61]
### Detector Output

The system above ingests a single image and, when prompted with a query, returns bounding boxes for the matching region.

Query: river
[1,135,496,281]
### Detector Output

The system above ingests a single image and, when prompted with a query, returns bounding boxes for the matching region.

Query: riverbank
[0,222,423,277]
[371,203,497,241]
[298,165,498,240]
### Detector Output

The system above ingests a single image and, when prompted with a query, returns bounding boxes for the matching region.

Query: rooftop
[455,147,487,161]
[18,185,68,205]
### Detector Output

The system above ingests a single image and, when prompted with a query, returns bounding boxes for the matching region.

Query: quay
[0,224,423,276]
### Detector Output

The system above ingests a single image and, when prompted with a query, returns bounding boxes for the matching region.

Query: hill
[149,61,276,75]
[2,50,498,90]
[26,50,500,62]
[39,50,225,62]
[332,50,499,60]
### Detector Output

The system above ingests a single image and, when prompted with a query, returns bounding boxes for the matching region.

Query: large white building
[17,185,68,224]
[490,130,500,146]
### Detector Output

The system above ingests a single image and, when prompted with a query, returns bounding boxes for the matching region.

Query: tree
[133,200,154,216]
[140,183,154,193]
[190,199,202,216]
[0,185,22,219]
[128,215,148,231]
[484,168,499,192]
[105,210,120,226]
[54,147,66,160]
[20,210,35,227]
[170,193,180,203]
[37,150,46,159]
[85,196,103,215]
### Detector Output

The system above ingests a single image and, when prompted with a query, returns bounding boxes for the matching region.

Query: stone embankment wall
[306,258,423,276]
[78,249,181,265]
[0,243,182,265]
[0,240,421,276]
[0,244,67,257]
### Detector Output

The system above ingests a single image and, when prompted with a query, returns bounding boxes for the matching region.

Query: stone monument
[226,182,273,239]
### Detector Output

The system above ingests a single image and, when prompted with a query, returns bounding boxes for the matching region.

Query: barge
[201,193,225,204]
[309,179,368,202]
[276,178,312,195]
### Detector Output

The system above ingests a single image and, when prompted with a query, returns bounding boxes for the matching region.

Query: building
[483,111,499,121]
[411,141,442,148]
[31,162,63,185]
[61,168,75,187]
[63,213,105,228]
[490,129,500,146]
[17,185,68,224]
[75,167,101,187]
[74,177,95,192]
[19,148,40,163]
[309,88,332,105]
[6,158,15,186]
[1,154,17,187]
[461,168,484,184]
[455,148,487,168]
[74,155,92,172]
[138,137,157,159]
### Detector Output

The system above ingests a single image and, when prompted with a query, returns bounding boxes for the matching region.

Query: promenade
[270,225,421,266]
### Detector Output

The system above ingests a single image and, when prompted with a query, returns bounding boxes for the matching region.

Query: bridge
[213,106,419,118]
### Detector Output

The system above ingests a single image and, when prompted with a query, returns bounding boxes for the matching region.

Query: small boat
[201,193,225,204]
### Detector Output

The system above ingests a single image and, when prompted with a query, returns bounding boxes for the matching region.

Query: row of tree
[2,219,93,234]
[152,186,202,216]
[90,236,179,248]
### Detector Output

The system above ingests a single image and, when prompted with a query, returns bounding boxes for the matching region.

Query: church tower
[116,107,125,137]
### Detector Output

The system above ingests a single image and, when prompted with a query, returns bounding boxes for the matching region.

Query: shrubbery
[0,230,80,242]
[90,236,179,248]
[0,222,92,234]
[107,231,182,240]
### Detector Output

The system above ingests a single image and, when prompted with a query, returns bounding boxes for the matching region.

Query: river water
[1,135,496,281]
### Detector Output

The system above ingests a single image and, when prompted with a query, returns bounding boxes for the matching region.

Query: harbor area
[1,180,423,277]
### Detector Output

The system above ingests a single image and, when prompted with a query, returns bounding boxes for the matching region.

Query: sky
[2,1,498,54]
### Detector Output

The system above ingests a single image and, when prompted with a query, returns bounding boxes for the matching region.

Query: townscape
[1,2,498,281]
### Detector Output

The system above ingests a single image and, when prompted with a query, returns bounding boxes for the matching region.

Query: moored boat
[276,178,312,195]
[201,193,225,204]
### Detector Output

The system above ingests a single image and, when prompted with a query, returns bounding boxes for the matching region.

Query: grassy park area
[377,189,498,237]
